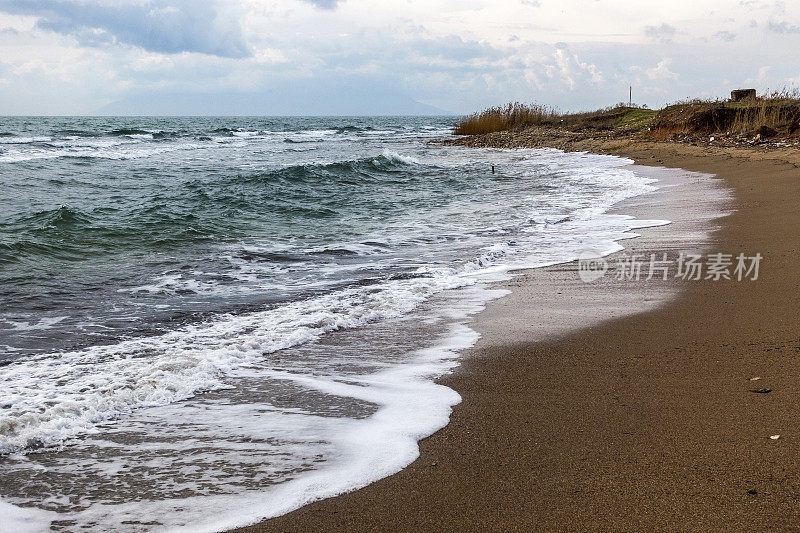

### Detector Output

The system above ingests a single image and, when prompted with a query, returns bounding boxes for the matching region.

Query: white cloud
[743,65,773,89]
[646,58,679,81]
[545,46,603,90]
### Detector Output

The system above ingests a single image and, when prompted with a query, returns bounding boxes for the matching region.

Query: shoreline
[470,161,731,350]
[235,140,800,531]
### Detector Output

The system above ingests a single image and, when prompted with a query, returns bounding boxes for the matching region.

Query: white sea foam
[177,321,482,533]
[0,269,474,454]
[5,316,68,331]
[381,149,420,165]
[0,136,51,144]
[0,285,500,533]
[231,130,260,138]
[0,499,57,533]
[0,140,201,163]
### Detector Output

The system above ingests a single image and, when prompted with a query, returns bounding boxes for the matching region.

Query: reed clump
[453,103,559,135]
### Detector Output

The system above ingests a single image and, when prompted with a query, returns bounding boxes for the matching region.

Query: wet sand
[234,142,800,531]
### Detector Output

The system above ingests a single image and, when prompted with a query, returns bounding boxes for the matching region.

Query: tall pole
[629,86,632,107]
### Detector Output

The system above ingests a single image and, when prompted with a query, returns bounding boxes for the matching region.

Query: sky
[0,0,799,115]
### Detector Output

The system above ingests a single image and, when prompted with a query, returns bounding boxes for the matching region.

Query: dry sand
[234,141,800,531]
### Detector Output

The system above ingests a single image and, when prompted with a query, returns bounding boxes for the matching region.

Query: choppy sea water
[0,116,664,531]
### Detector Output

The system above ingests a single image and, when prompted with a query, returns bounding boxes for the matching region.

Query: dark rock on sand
[755,125,777,138]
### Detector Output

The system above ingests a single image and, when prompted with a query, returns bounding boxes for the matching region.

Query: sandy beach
[234,141,800,531]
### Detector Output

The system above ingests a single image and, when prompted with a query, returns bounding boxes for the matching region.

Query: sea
[0,116,664,532]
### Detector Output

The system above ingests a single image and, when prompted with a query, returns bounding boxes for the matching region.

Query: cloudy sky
[0,0,799,115]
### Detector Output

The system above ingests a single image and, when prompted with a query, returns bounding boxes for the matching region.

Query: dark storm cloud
[0,0,251,58]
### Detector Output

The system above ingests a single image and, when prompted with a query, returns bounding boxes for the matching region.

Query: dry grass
[653,89,800,135]
[453,102,558,135]
[455,89,800,139]
[454,102,657,135]
[454,89,800,137]
[731,89,800,133]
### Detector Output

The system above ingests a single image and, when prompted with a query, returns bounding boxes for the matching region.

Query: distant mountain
[97,82,448,116]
